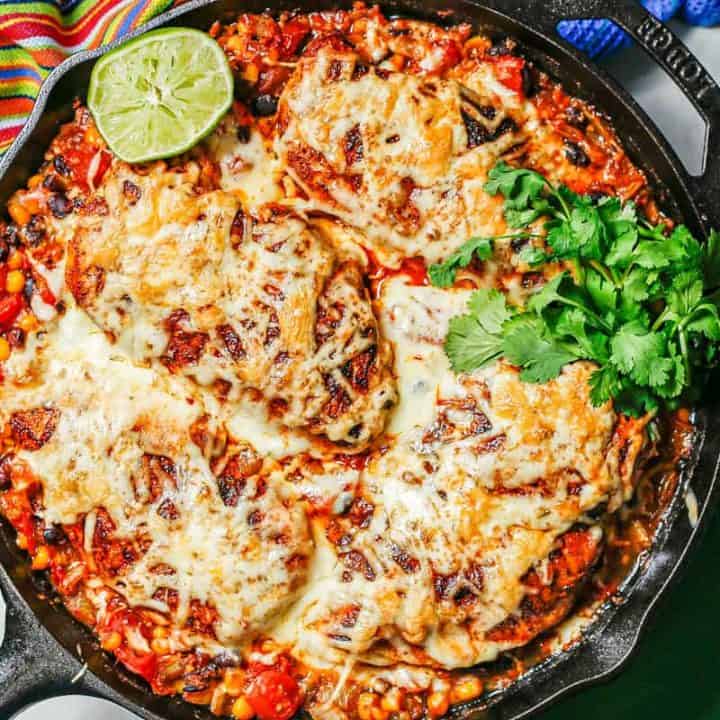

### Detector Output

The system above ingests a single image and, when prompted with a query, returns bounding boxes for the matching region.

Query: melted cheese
[65,156,396,446]
[276,49,526,265]
[272,278,634,670]
[0,306,313,650]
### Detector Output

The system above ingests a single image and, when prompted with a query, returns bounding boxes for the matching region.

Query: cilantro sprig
[433,161,720,416]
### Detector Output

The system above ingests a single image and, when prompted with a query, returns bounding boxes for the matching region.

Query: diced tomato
[63,147,111,190]
[93,150,112,187]
[0,293,24,329]
[303,33,351,57]
[30,267,56,306]
[115,644,158,683]
[432,39,463,75]
[279,19,309,58]
[247,669,302,720]
[486,54,526,94]
[101,607,158,684]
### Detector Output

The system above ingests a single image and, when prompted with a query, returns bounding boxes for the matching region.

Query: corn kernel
[8,200,30,227]
[427,691,450,718]
[27,174,43,190]
[102,631,123,651]
[358,693,383,720]
[6,270,25,294]
[152,625,169,639]
[185,688,214,705]
[7,251,23,270]
[450,677,482,704]
[224,668,246,697]
[243,63,259,84]
[16,532,28,550]
[84,125,101,146]
[381,688,402,713]
[0,338,10,362]
[18,314,38,333]
[465,36,491,51]
[151,638,169,654]
[231,695,255,720]
[226,35,245,53]
[211,685,229,715]
[31,545,50,570]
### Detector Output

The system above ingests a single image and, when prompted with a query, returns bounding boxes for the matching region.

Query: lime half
[88,27,234,163]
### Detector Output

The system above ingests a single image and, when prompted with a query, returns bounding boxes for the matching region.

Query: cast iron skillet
[0,1,719,718]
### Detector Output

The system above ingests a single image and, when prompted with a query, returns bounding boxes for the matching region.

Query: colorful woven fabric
[0,0,174,154]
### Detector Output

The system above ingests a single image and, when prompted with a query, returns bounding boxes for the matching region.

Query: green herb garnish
[433,161,720,416]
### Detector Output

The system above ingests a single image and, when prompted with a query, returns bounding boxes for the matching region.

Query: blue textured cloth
[558,0,720,58]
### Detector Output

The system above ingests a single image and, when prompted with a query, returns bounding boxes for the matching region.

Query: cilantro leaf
[445,314,504,373]
[609,322,673,388]
[585,267,617,317]
[526,272,567,314]
[554,308,609,363]
[484,162,547,209]
[444,289,510,372]
[502,314,578,383]
[428,237,494,288]
[569,204,605,260]
[589,365,623,407]
[518,245,549,266]
[684,304,720,341]
[441,159,720,416]
[667,270,703,316]
[467,288,512,334]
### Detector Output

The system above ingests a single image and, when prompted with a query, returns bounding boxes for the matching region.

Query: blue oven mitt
[557,0,720,58]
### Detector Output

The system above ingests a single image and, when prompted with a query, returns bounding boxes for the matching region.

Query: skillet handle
[516,0,720,231]
[0,565,84,716]
[605,1,720,231]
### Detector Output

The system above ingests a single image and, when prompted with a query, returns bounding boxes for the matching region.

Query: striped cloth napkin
[0,0,717,154]
[0,0,174,154]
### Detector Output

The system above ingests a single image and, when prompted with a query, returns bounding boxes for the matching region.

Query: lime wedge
[87,27,234,163]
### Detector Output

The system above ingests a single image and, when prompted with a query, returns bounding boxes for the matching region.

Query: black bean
[236,125,251,143]
[48,193,73,218]
[511,235,529,252]
[566,105,588,129]
[563,139,590,167]
[251,94,278,116]
[30,572,53,595]
[351,63,370,80]
[23,216,46,246]
[43,524,66,544]
[463,110,517,149]
[23,276,34,303]
[53,155,71,176]
[585,502,608,520]
[42,174,64,193]
[2,225,19,248]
